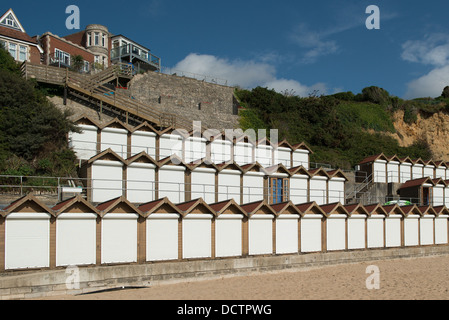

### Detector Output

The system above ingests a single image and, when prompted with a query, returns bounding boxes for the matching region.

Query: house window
[18,45,27,61]
[55,49,70,66]
[1,13,19,30]
[87,33,92,46]
[83,61,89,72]
[269,178,289,204]
[94,32,99,46]
[8,43,17,59]
[0,40,6,50]
[102,34,107,47]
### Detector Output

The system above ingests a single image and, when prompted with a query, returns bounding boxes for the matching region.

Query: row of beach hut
[0,194,448,271]
[69,116,312,169]
[80,148,348,205]
[359,153,449,183]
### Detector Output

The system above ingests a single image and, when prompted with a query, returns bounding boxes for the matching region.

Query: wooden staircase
[20,62,195,131]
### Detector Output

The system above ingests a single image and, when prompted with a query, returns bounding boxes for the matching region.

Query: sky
[7,0,449,99]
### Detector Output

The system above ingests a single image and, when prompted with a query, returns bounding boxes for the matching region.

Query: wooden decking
[20,62,194,131]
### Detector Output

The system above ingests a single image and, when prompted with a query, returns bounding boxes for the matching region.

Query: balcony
[111,44,161,72]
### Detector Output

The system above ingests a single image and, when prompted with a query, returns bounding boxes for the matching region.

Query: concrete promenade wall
[1,245,449,299]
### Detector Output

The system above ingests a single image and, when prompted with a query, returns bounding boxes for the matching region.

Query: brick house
[0,8,42,64]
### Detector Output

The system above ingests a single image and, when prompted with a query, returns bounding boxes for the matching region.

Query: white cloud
[402,34,449,99]
[404,65,449,99]
[402,34,449,67]
[171,53,331,97]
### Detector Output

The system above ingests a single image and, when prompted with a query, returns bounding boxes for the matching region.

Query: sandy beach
[38,254,449,300]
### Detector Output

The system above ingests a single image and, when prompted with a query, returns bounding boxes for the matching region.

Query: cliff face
[389,110,449,161]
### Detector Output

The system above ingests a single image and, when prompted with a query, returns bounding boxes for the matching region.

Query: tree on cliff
[442,86,449,99]
[0,47,79,176]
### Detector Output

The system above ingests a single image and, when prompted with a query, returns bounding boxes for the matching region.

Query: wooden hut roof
[400,204,422,217]
[138,197,182,217]
[240,200,276,216]
[126,151,158,166]
[399,177,434,190]
[176,198,216,217]
[270,201,302,217]
[87,148,126,164]
[52,195,99,216]
[209,199,246,217]
[291,142,313,154]
[382,204,405,217]
[320,202,349,216]
[96,196,142,217]
[2,194,54,217]
[288,165,311,177]
[363,203,387,216]
[295,201,326,216]
[100,118,131,131]
[359,153,388,165]
[131,121,160,135]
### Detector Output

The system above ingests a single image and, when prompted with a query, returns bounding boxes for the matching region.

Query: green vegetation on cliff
[235,86,440,169]
[0,47,78,178]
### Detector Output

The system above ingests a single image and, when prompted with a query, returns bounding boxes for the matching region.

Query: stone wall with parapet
[127,71,240,131]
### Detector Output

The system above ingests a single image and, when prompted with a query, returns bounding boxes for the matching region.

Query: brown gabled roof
[62,30,85,47]
[412,158,425,165]
[264,163,292,177]
[273,139,293,150]
[344,203,369,216]
[399,177,434,189]
[87,148,126,164]
[2,194,54,217]
[363,204,387,216]
[359,153,388,165]
[288,165,311,177]
[308,167,330,179]
[138,197,182,217]
[295,201,326,216]
[159,126,189,138]
[100,118,131,131]
[432,178,447,187]
[240,200,276,216]
[240,162,265,174]
[434,161,448,168]
[216,161,244,173]
[398,156,413,164]
[382,204,405,217]
[327,169,349,181]
[209,199,246,217]
[418,206,437,216]
[270,201,302,217]
[400,205,421,217]
[433,206,449,216]
[0,24,37,44]
[176,198,216,217]
[186,159,219,172]
[127,151,158,166]
[131,121,160,135]
[72,114,101,128]
[158,154,187,167]
[291,142,313,154]
[320,202,348,216]
[96,196,141,217]
[387,155,401,162]
[52,195,99,216]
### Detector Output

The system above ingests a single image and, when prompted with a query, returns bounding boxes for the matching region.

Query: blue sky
[8,0,449,99]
